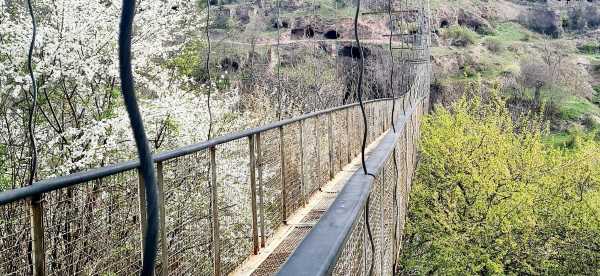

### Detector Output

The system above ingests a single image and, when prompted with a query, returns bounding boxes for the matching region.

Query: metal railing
[0,97,397,275]
[278,78,430,276]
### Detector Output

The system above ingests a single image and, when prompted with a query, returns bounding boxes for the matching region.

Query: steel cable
[25,0,37,188]
[118,1,159,275]
[388,0,396,133]
[206,0,213,140]
[386,1,403,274]
[353,0,371,177]
[276,0,282,120]
[352,2,376,275]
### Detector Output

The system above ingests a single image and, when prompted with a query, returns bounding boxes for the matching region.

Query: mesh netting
[161,150,212,275]
[43,170,141,275]
[0,200,32,275]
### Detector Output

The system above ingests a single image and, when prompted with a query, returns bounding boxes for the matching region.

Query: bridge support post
[256,133,266,248]
[248,135,259,255]
[137,168,148,268]
[346,107,351,164]
[299,121,306,205]
[328,113,334,180]
[279,127,287,224]
[314,118,321,190]
[156,162,168,276]
[210,147,221,276]
[30,195,45,276]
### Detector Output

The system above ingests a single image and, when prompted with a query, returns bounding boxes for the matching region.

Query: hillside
[427,0,600,147]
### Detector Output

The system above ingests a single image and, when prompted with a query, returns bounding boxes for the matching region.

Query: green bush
[592,85,600,105]
[578,41,600,55]
[483,37,504,52]
[445,25,478,47]
[400,91,600,275]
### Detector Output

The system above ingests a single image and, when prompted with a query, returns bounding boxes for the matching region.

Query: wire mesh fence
[216,138,253,274]
[43,169,142,275]
[312,93,427,276]
[0,200,31,276]
[161,150,212,275]
[0,98,395,276]
[0,0,431,273]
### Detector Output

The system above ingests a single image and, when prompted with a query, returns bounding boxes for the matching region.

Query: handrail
[278,96,425,275]
[0,98,392,205]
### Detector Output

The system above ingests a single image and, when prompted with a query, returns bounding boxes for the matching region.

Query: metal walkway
[233,131,385,275]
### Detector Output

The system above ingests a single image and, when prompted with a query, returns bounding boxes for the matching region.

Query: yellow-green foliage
[400,90,600,275]
[445,25,478,46]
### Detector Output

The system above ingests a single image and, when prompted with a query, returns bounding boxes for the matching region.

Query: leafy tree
[400,86,600,275]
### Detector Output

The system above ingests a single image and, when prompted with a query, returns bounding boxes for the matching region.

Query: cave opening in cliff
[324,30,340,39]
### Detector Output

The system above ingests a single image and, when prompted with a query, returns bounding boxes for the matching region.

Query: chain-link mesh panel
[382,157,397,275]
[316,114,331,185]
[332,209,366,276]
[0,200,31,275]
[282,123,303,218]
[352,105,363,158]
[332,109,350,173]
[302,117,320,197]
[216,139,252,274]
[258,129,283,244]
[43,170,141,275]
[396,131,408,240]
[367,171,383,276]
[161,150,212,275]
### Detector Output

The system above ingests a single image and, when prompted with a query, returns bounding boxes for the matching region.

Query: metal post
[248,135,259,255]
[137,168,148,263]
[299,121,306,205]
[380,166,385,274]
[382,102,386,133]
[30,195,45,276]
[346,107,351,164]
[156,162,168,276]
[328,113,334,180]
[279,126,287,224]
[210,147,221,276]
[314,117,321,189]
[363,208,369,274]
[256,133,266,247]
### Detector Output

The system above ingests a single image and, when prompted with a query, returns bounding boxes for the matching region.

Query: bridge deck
[231,132,388,276]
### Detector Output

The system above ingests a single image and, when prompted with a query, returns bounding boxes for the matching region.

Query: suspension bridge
[0,0,432,275]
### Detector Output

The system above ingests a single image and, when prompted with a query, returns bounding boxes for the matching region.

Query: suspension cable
[353,2,377,275]
[388,0,396,133]
[25,0,37,188]
[387,1,402,274]
[276,0,282,120]
[353,0,371,177]
[206,0,213,139]
[118,1,159,274]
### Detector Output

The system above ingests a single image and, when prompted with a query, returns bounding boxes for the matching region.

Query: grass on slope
[559,96,600,121]
[489,22,535,42]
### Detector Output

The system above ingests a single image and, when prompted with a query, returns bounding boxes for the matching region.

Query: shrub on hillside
[400,91,600,275]
[484,37,504,53]
[578,41,600,55]
[566,4,600,31]
[520,8,562,38]
[445,26,478,47]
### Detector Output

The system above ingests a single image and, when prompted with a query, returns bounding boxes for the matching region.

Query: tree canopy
[400,86,600,275]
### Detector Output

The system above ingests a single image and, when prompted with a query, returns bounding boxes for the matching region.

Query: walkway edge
[277,100,422,276]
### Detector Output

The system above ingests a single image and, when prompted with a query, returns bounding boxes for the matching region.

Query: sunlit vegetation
[401,88,600,275]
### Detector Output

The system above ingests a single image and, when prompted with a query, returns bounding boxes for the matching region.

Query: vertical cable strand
[118,1,159,274]
[206,0,213,140]
[26,0,37,187]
